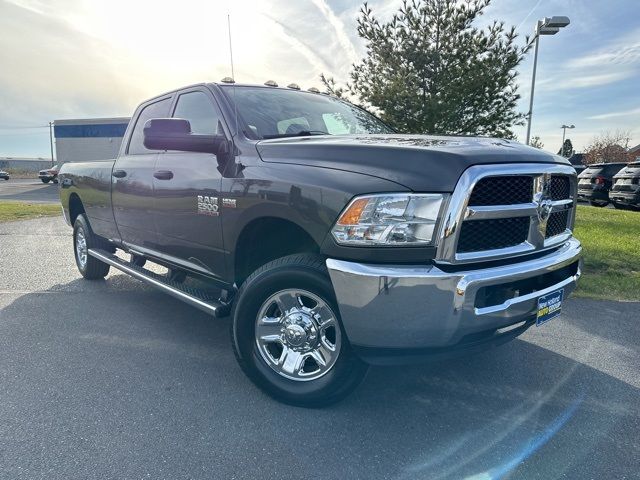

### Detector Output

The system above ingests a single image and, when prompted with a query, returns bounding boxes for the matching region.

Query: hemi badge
[222,198,237,208]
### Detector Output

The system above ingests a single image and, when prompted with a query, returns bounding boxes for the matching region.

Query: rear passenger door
[151,88,227,280]
[112,96,172,250]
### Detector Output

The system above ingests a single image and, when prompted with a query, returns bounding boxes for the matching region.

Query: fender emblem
[197,195,219,216]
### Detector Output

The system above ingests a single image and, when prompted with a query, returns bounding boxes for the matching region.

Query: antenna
[227,14,239,139]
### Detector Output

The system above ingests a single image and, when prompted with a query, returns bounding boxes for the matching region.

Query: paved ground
[0,178,59,203]
[0,217,638,480]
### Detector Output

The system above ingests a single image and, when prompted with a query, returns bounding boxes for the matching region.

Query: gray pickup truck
[59,81,582,406]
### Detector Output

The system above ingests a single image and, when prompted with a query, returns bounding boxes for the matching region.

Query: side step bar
[88,248,230,317]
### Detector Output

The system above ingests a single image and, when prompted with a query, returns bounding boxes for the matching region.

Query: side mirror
[143,118,227,154]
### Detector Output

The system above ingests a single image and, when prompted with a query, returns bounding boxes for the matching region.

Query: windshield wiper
[262,130,331,139]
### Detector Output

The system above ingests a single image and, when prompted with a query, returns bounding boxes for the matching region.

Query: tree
[530,136,544,149]
[584,130,631,164]
[321,0,531,138]
[557,139,573,157]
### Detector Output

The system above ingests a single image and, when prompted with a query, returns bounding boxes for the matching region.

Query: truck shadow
[1,278,637,479]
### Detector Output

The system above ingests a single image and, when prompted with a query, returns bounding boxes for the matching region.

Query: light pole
[561,124,575,156]
[525,16,570,145]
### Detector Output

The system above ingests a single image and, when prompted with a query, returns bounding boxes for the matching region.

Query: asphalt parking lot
[0,217,638,479]
[0,178,59,203]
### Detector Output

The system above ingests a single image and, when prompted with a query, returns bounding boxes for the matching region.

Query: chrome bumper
[326,238,582,350]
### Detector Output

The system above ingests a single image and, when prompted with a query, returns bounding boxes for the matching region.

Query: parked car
[577,162,627,206]
[59,81,582,406]
[39,164,62,183]
[610,161,640,210]
[0,170,9,180]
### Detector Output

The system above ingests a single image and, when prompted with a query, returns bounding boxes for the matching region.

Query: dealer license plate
[536,289,564,326]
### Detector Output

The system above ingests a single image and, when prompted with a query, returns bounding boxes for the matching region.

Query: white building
[54,117,129,163]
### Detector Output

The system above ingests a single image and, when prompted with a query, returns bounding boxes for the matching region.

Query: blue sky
[0,0,638,158]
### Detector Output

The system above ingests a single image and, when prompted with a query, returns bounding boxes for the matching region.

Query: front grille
[468,176,533,206]
[545,210,569,238]
[457,217,530,253]
[438,165,577,264]
[549,176,570,200]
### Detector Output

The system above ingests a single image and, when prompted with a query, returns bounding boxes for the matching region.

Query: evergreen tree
[322,0,531,138]
[558,138,573,157]
[530,136,544,149]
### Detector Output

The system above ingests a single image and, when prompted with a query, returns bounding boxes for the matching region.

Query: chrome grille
[436,164,578,264]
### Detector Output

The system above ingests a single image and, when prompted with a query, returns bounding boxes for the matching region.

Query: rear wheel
[231,254,368,407]
[612,202,629,210]
[73,214,110,280]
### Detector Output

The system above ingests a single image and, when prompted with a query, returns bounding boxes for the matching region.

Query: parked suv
[39,164,62,184]
[610,161,640,209]
[577,163,627,207]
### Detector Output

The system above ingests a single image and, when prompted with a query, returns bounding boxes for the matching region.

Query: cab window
[128,98,172,155]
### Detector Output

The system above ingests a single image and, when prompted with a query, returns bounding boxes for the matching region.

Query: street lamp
[525,16,570,145]
[561,124,575,156]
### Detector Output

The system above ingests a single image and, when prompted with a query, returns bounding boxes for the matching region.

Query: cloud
[588,107,640,120]
[311,0,359,64]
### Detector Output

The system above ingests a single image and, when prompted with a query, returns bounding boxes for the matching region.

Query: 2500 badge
[197,195,219,216]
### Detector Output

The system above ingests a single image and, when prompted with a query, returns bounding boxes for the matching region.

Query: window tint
[173,91,222,135]
[604,164,625,175]
[128,98,171,155]
[277,116,310,134]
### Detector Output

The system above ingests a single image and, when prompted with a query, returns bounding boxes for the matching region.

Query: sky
[0,0,639,158]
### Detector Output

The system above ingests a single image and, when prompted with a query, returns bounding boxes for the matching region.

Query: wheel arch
[233,216,321,286]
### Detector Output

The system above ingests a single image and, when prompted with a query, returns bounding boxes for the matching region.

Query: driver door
[151,88,228,280]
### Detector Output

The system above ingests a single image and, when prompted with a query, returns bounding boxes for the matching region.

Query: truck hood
[256,134,570,191]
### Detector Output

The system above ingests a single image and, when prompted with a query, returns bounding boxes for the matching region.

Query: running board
[88,248,230,317]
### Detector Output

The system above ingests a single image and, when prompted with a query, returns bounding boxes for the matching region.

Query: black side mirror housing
[143,118,227,155]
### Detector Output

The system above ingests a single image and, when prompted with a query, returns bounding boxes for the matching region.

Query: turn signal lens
[337,198,370,225]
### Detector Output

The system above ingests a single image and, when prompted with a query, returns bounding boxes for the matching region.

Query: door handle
[112,169,127,178]
[153,170,174,180]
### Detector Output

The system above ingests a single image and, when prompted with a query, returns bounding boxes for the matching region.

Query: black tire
[612,202,628,210]
[73,214,110,280]
[52,178,59,184]
[41,179,50,184]
[589,200,608,207]
[231,254,368,407]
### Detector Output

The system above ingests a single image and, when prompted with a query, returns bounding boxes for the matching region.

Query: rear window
[581,167,602,176]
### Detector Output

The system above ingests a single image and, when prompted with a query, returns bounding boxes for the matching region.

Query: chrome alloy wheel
[255,289,341,381]
[75,228,88,269]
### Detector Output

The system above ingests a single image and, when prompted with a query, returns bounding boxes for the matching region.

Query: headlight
[331,193,446,246]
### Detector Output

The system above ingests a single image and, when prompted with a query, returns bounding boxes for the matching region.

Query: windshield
[220,85,393,139]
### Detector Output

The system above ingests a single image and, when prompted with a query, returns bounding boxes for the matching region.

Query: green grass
[573,205,640,301]
[0,201,60,223]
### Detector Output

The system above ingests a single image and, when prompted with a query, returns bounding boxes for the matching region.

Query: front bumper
[326,238,582,361]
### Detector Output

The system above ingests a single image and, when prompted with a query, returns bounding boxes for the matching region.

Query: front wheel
[41,179,50,184]
[231,254,368,407]
[73,214,110,280]
[590,200,608,207]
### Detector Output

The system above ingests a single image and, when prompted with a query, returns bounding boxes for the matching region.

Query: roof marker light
[221,77,235,83]
[307,87,320,93]
[264,80,278,87]
[287,83,300,90]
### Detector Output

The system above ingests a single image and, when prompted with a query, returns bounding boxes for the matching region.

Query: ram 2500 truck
[59,82,582,406]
